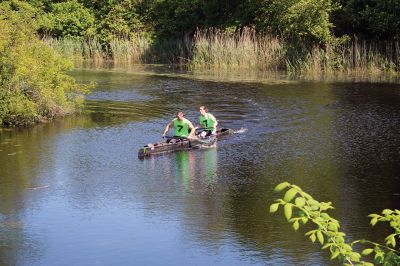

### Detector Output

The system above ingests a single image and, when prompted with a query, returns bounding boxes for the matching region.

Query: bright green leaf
[322,243,332,249]
[283,188,298,203]
[330,250,340,260]
[293,220,299,231]
[361,249,374,256]
[270,203,280,213]
[349,252,361,262]
[327,223,338,232]
[295,197,306,208]
[274,182,290,192]
[317,231,324,245]
[382,209,393,215]
[284,204,292,220]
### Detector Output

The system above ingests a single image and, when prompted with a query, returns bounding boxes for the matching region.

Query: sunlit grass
[42,30,400,74]
[191,28,399,74]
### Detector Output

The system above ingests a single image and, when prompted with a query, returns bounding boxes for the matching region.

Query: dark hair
[199,106,208,112]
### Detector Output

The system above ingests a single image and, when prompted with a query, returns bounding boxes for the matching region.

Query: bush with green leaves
[254,0,338,44]
[0,5,90,126]
[270,182,400,266]
[39,0,95,38]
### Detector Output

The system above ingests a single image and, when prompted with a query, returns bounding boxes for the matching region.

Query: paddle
[195,127,213,133]
[162,135,214,145]
[162,135,188,140]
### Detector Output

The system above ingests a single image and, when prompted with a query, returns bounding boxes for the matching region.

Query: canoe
[138,128,233,159]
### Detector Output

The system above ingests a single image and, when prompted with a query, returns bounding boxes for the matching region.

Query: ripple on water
[1,70,400,266]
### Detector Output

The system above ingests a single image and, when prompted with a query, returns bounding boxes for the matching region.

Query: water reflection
[142,147,218,193]
[1,69,399,265]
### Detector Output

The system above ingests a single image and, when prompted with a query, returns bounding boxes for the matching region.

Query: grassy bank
[44,28,400,74]
[191,28,400,74]
[44,36,187,65]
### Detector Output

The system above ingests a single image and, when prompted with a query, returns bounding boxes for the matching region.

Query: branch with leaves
[270,182,400,266]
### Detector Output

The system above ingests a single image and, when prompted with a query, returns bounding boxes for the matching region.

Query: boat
[138,128,233,159]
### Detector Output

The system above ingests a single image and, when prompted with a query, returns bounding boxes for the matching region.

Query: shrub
[0,3,90,126]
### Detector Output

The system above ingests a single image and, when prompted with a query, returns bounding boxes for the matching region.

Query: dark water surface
[1,68,400,265]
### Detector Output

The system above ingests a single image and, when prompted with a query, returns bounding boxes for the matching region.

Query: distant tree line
[4,0,400,45]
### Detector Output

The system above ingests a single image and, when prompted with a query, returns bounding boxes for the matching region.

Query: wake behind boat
[138,128,233,159]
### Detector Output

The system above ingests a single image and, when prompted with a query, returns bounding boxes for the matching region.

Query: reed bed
[191,28,400,74]
[43,35,186,65]
[190,27,285,71]
[43,29,400,74]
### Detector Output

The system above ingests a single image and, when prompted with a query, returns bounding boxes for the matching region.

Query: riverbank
[46,28,400,75]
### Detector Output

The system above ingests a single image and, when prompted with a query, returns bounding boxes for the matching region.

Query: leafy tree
[146,0,204,38]
[255,0,337,44]
[0,4,90,126]
[93,0,145,42]
[362,0,400,39]
[270,182,400,265]
[40,0,96,38]
[332,0,400,40]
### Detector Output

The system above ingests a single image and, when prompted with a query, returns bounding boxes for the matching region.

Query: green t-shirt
[173,118,191,137]
[199,113,216,129]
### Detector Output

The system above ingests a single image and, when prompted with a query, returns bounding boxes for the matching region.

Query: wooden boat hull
[138,128,233,159]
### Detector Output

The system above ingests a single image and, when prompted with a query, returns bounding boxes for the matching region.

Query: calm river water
[1,67,400,265]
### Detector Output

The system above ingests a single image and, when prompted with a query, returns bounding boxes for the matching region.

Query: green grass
[191,28,399,74]
[43,29,400,74]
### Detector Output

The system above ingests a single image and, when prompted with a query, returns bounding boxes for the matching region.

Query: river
[1,67,400,265]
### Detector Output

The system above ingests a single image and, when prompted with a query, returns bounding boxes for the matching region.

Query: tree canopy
[5,0,397,44]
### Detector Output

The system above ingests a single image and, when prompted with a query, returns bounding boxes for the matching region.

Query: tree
[0,3,90,126]
[146,0,204,38]
[270,182,400,265]
[332,0,400,40]
[40,0,96,38]
[255,0,337,44]
[94,0,145,42]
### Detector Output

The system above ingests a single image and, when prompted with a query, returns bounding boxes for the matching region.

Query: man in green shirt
[162,111,196,139]
[198,105,218,137]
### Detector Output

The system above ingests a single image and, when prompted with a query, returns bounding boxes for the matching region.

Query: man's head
[199,106,208,115]
[176,111,184,120]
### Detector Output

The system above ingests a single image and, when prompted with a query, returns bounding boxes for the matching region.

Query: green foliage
[146,0,203,38]
[0,7,90,126]
[4,0,399,73]
[255,0,337,44]
[6,0,400,43]
[270,182,400,265]
[94,0,145,42]
[39,0,95,38]
[332,0,400,39]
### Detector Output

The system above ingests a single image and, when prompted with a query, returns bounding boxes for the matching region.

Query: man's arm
[162,121,173,137]
[187,121,196,139]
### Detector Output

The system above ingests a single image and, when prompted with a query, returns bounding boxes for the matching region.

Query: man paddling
[198,105,218,137]
[162,111,196,140]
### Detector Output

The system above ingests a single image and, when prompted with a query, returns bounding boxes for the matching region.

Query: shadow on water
[1,68,400,265]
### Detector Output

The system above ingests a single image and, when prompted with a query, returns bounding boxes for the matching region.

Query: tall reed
[43,35,187,65]
[190,28,400,74]
[190,27,285,71]
[42,29,400,74]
